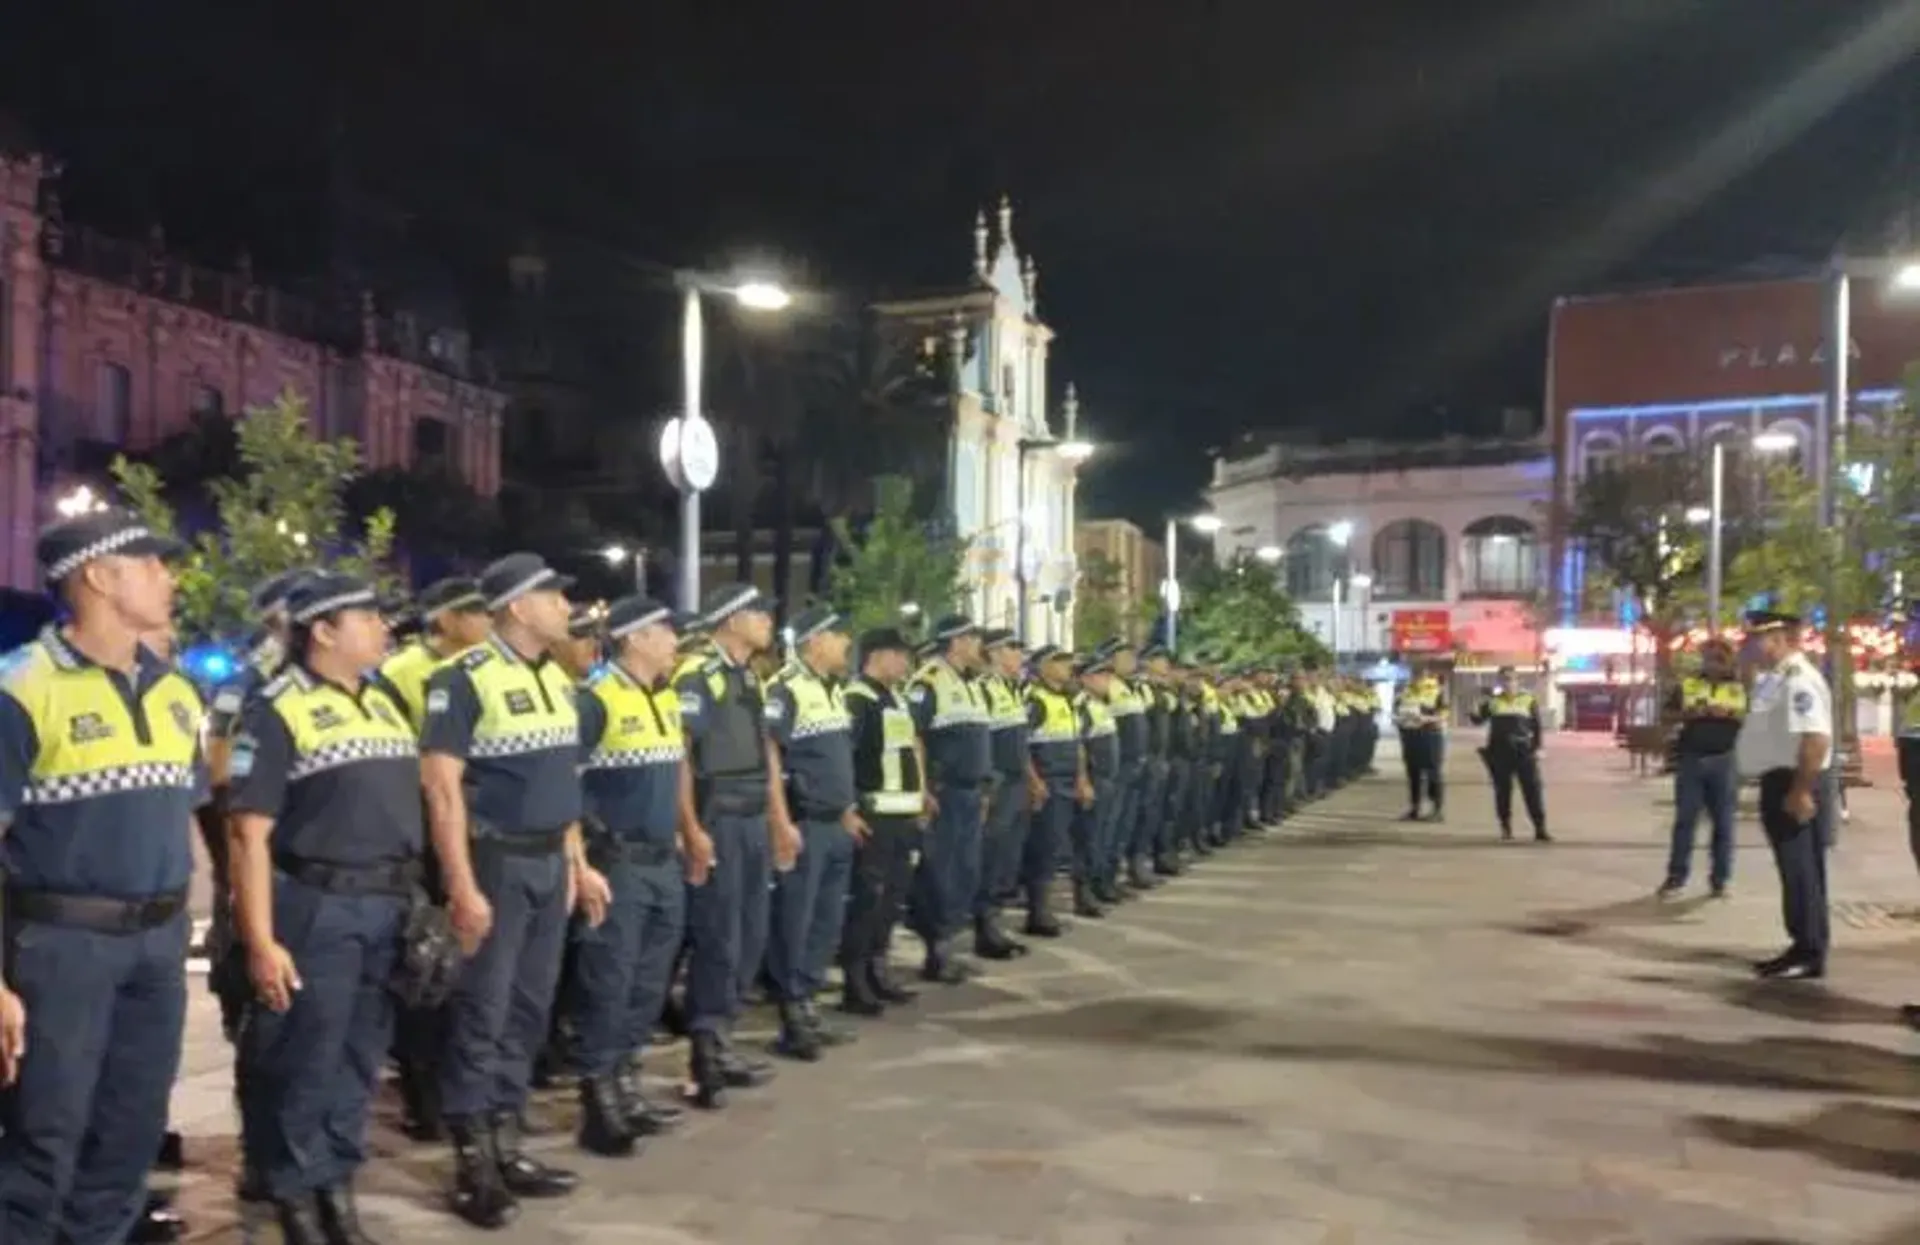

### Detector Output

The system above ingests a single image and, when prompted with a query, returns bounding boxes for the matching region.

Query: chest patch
[69,711,114,744]
[504,689,537,716]
[310,705,347,732]
[169,700,198,738]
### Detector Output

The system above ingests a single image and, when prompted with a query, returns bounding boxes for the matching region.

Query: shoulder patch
[1792,689,1814,714]
[211,687,244,715]
[425,688,451,717]
[229,733,257,779]
[907,684,930,705]
[262,671,296,699]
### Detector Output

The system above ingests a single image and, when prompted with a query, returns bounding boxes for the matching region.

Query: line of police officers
[0,506,1394,1245]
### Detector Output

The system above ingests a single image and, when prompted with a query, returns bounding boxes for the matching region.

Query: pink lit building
[0,149,507,591]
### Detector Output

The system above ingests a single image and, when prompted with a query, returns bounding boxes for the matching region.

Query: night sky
[7,1,1920,524]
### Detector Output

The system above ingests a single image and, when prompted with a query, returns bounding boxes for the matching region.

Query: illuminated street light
[1351,572,1373,590]
[1255,544,1283,564]
[1894,262,1920,291]
[1685,505,1712,524]
[1752,431,1798,453]
[601,543,629,564]
[1328,520,1355,546]
[1189,513,1224,535]
[600,543,645,591]
[56,486,108,518]
[731,280,793,312]
[1054,439,1095,465]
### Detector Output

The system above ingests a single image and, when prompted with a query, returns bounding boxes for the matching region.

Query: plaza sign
[1716,339,1860,370]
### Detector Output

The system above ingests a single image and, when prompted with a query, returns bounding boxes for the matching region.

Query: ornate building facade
[0,149,507,592]
[875,198,1087,645]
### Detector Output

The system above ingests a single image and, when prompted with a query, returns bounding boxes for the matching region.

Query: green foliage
[1073,552,1126,650]
[1560,455,1707,636]
[111,390,396,639]
[1179,554,1329,667]
[826,474,967,637]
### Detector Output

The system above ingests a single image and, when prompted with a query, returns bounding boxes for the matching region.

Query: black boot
[1092,878,1124,906]
[275,1194,329,1245]
[1023,901,1064,938]
[1153,853,1184,877]
[155,1130,184,1172]
[717,1033,777,1087]
[866,958,917,1005]
[447,1117,518,1229]
[398,1062,444,1143]
[921,939,972,984]
[800,997,855,1046]
[1127,859,1160,891]
[615,1053,683,1135]
[840,960,886,1014]
[972,914,1027,960]
[688,1031,728,1109]
[128,1191,185,1244]
[493,1109,578,1198]
[657,993,690,1040]
[314,1183,380,1245]
[1073,882,1106,919]
[774,1001,823,1062]
[576,1074,640,1157]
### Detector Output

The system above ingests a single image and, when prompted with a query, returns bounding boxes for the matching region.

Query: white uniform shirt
[1734,651,1833,776]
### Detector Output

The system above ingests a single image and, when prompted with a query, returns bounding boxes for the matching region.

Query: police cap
[567,602,606,639]
[930,613,978,642]
[1076,652,1114,676]
[417,576,486,622]
[480,552,575,611]
[36,507,185,586]
[858,627,913,655]
[605,595,678,640]
[700,582,776,627]
[1744,608,1801,634]
[285,572,381,626]
[249,568,317,617]
[789,604,847,644]
[1030,644,1074,667]
[980,627,1020,653]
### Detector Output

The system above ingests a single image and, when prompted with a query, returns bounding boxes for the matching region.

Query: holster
[391,887,463,1010]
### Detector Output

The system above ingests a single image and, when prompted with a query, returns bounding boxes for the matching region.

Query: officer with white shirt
[1733,609,1832,980]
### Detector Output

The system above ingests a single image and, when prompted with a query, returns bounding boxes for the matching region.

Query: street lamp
[1015,434,1097,642]
[55,485,108,518]
[1162,512,1224,654]
[661,275,792,612]
[1326,521,1358,660]
[1255,544,1283,564]
[601,543,646,592]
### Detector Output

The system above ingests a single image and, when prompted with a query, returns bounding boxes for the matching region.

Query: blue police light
[183,644,237,684]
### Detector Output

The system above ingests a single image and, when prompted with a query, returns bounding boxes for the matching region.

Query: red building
[1546,274,1920,615]
[0,149,507,592]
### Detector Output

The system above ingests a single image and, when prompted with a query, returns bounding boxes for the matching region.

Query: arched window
[1284,525,1347,602]
[1461,515,1539,597]
[1642,427,1684,457]
[1370,519,1447,601]
[1581,432,1622,478]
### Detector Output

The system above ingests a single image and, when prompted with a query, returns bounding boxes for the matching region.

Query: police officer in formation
[226,573,421,1245]
[763,605,859,1060]
[1071,651,1121,917]
[905,615,991,982]
[1733,609,1832,980]
[0,508,203,1245]
[974,627,1032,959]
[1107,640,1163,891]
[419,553,609,1226]
[674,583,792,1105]
[1095,640,1148,902]
[839,627,928,1014]
[1660,637,1745,899]
[570,596,693,1153]
[1394,663,1448,821]
[1471,666,1550,842]
[1021,645,1082,935]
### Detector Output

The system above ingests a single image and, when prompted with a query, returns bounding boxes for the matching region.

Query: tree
[1179,553,1329,666]
[1558,456,1707,686]
[1074,552,1127,650]
[112,391,396,639]
[825,474,967,637]
[346,464,501,562]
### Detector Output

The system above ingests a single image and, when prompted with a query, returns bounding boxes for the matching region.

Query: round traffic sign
[658,414,721,492]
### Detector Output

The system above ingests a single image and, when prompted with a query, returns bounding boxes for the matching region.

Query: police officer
[1660,638,1746,899]
[227,573,421,1245]
[839,627,926,1013]
[1073,653,1121,917]
[371,576,488,1140]
[905,615,992,983]
[1097,639,1148,901]
[973,628,1031,956]
[1112,640,1163,891]
[1394,663,1448,821]
[1022,646,1082,936]
[1146,648,1191,877]
[555,602,607,682]
[764,605,859,1061]
[675,583,797,1106]
[1471,666,1549,842]
[0,507,204,1245]
[1203,665,1240,849]
[571,596,696,1155]
[1253,668,1289,826]
[1734,610,1832,980]
[419,552,610,1227]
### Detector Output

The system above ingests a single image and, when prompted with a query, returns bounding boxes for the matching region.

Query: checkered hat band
[610,608,673,640]
[486,570,557,611]
[45,526,158,582]
[424,593,484,620]
[288,737,418,782]
[25,762,197,806]
[291,589,378,625]
[711,588,756,620]
[793,616,840,644]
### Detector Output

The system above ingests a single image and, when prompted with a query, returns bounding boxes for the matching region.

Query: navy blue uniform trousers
[768,817,854,1001]
[909,784,983,943]
[439,847,569,1121]
[240,878,406,1198]
[1102,766,1143,883]
[571,851,685,1076]
[684,810,771,1032]
[1023,788,1075,909]
[976,774,1028,917]
[0,910,188,1245]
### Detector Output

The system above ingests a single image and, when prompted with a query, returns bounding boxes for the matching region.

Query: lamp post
[1013,434,1094,642]
[660,277,791,613]
[1326,520,1355,661]
[601,543,646,593]
[1165,512,1223,655]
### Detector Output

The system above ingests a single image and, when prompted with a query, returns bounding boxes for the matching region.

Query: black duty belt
[7,886,188,935]
[702,789,768,816]
[474,828,569,857]
[277,855,421,897]
[594,837,679,868]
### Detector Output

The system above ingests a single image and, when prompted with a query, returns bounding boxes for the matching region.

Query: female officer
[228,573,424,1245]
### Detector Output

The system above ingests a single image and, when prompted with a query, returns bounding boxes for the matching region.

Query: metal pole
[1164,517,1179,655]
[1708,440,1724,631]
[678,286,704,614]
[633,548,647,595]
[1332,576,1343,661]
[1015,443,1029,641]
[1823,266,1850,773]
[679,493,700,613]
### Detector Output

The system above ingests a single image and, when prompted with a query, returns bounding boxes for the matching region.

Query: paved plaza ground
[159,735,1920,1244]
